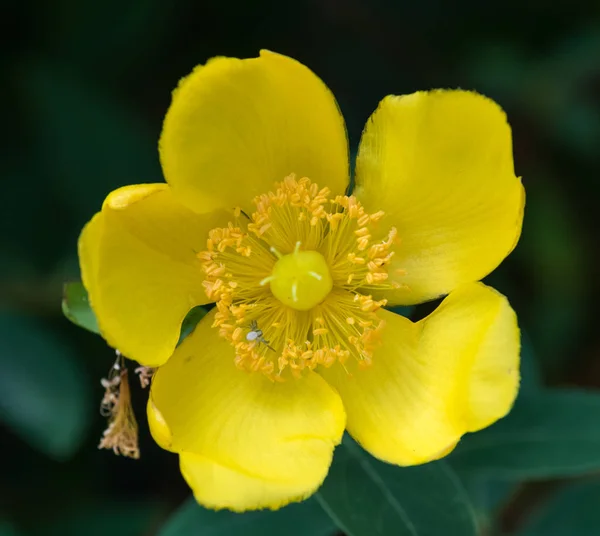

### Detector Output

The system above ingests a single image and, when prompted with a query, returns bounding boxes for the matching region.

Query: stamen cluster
[198,175,401,380]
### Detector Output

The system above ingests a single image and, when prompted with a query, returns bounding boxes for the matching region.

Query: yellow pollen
[269,249,333,311]
[198,175,402,380]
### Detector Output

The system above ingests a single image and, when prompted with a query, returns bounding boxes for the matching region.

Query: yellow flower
[79,51,524,511]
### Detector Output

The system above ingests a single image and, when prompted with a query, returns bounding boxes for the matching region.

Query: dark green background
[2,1,600,535]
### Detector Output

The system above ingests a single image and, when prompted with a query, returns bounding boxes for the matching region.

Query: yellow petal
[149,398,314,510]
[147,399,173,451]
[159,50,349,214]
[355,90,525,305]
[150,309,345,508]
[320,282,520,466]
[78,183,229,367]
[179,451,320,512]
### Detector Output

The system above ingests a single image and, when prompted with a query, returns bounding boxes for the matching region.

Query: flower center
[198,175,403,380]
[268,245,333,311]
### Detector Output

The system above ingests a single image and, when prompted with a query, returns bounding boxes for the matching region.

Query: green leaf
[316,438,478,536]
[0,313,91,459]
[62,281,100,334]
[178,306,208,344]
[449,389,600,479]
[387,305,415,319]
[517,480,600,536]
[458,476,517,532]
[158,497,336,536]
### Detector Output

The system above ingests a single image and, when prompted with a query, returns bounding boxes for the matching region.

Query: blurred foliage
[0,313,90,459]
[3,0,600,535]
[516,481,600,536]
[158,497,335,536]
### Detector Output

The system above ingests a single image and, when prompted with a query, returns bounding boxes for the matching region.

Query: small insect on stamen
[246,320,276,352]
